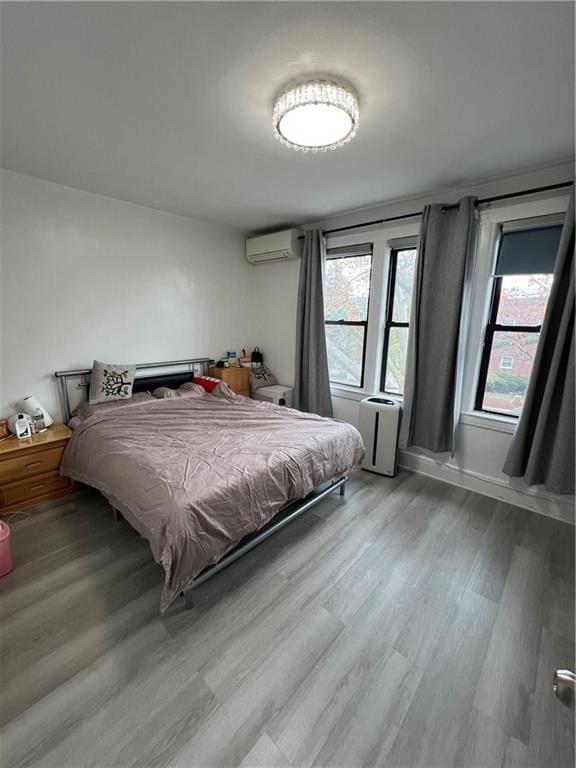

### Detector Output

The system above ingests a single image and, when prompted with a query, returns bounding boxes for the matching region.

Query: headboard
[54,357,212,422]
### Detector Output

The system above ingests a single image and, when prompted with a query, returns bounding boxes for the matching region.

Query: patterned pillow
[250,364,276,391]
[89,360,136,404]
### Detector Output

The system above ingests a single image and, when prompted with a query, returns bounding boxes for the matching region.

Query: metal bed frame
[181,475,347,604]
[54,357,212,422]
[54,357,349,602]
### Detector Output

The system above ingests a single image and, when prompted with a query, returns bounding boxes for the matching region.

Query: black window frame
[474,275,544,417]
[475,215,563,417]
[380,246,416,395]
[324,248,373,389]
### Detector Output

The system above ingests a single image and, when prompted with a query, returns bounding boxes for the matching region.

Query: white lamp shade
[18,395,54,427]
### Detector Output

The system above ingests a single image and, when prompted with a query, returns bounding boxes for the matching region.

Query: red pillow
[194,376,222,393]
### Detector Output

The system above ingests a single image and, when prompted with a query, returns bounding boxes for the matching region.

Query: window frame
[324,248,373,389]
[324,226,420,399]
[380,246,416,395]
[459,195,569,424]
[317,195,568,433]
[474,275,544,417]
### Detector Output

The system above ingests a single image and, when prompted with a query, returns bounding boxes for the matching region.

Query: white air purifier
[358,397,401,476]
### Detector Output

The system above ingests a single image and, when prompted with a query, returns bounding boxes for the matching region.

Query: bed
[55,359,365,611]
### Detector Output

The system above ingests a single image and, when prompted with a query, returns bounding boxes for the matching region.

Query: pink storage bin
[0,520,13,577]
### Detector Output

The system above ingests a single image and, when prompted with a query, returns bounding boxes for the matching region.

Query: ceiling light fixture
[273,79,359,152]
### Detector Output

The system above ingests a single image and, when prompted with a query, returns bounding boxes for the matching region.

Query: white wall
[250,258,300,386]
[250,162,575,523]
[0,170,253,421]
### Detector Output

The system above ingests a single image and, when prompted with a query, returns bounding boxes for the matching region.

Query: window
[324,243,373,387]
[475,222,562,416]
[380,247,417,394]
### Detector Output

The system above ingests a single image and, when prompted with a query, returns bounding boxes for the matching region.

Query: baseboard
[399,450,575,525]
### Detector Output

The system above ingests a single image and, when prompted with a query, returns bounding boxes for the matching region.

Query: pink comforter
[61,395,364,611]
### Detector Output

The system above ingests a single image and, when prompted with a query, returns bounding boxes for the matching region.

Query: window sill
[329,392,517,436]
[460,411,517,435]
[330,384,368,402]
[330,384,404,404]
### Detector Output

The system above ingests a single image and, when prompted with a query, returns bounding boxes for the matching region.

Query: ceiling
[1,2,574,233]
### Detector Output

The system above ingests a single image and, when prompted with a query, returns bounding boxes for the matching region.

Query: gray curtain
[503,190,575,495]
[293,230,334,418]
[399,197,477,453]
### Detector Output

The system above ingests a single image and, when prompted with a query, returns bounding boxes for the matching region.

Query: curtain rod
[299,180,573,239]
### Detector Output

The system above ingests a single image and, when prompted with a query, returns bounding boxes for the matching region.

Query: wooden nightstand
[208,366,251,397]
[0,424,75,515]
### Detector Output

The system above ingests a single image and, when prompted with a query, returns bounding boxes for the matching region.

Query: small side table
[208,366,251,397]
[0,424,75,515]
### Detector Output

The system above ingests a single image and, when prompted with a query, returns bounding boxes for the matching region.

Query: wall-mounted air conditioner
[246,229,302,264]
[358,397,401,477]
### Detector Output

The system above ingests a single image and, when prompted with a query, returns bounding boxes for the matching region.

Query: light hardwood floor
[0,470,574,767]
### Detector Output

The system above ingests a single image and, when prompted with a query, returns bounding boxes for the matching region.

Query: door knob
[553,669,575,709]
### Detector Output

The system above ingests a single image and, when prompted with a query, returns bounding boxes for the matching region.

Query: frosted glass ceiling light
[273,80,359,152]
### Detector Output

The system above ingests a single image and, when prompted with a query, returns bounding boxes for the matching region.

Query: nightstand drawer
[0,445,66,484]
[208,366,251,395]
[0,471,70,508]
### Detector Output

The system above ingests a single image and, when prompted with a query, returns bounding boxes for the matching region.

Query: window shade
[326,242,373,259]
[495,225,562,275]
[389,236,418,251]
